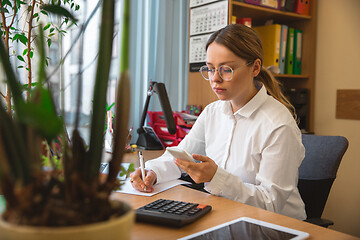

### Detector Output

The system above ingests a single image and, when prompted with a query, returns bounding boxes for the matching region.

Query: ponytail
[256,67,298,121]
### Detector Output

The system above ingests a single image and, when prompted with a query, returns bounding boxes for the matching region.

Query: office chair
[298,134,349,228]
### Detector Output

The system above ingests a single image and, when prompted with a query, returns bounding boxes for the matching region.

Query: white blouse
[145,85,306,220]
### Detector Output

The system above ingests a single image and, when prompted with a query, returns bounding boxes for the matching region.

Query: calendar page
[190,0,220,8]
[189,34,212,64]
[190,0,228,36]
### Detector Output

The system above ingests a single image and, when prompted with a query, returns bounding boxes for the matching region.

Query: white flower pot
[0,201,134,240]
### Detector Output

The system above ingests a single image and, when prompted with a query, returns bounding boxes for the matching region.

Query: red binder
[295,0,310,15]
[236,18,252,28]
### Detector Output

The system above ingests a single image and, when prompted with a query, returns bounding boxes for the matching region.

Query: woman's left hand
[174,154,218,183]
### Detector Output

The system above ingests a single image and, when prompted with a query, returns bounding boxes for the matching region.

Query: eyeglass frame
[199,62,252,81]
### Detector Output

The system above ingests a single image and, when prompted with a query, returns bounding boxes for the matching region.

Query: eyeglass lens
[200,66,233,81]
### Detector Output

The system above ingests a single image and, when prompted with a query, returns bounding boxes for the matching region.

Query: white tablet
[178,217,309,240]
[166,147,195,162]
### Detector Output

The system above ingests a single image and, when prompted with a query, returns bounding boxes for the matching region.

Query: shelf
[274,74,309,79]
[232,2,311,24]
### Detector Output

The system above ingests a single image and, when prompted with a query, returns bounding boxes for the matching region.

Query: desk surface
[116,150,358,240]
[112,185,357,240]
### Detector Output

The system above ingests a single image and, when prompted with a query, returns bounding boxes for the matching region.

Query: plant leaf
[2,0,11,7]
[18,88,63,141]
[0,105,30,185]
[106,102,115,111]
[17,55,25,62]
[40,10,48,16]
[0,7,9,13]
[41,4,77,22]
[18,34,27,45]
[107,0,130,185]
[35,24,46,84]
[120,0,130,74]
[43,23,51,30]
[87,0,115,180]
[22,82,37,88]
[12,33,20,42]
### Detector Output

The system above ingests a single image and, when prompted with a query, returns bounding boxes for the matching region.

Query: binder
[293,29,303,74]
[244,0,261,6]
[253,24,282,68]
[295,0,310,15]
[279,25,288,74]
[260,0,281,10]
[285,27,294,74]
[303,0,310,15]
[231,16,237,24]
[282,0,296,12]
[236,18,252,28]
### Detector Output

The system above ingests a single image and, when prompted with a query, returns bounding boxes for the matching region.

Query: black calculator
[136,199,212,227]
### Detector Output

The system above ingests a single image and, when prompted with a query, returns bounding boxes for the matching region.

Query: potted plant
[0,0,79,115]
[0,0,134,239]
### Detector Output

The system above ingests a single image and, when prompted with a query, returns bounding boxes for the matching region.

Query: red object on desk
[147,111,194,147]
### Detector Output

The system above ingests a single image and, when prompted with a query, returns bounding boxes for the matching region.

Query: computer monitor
[136,81,176,150]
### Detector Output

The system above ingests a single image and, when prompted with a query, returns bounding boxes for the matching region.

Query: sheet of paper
[116,179,190,197]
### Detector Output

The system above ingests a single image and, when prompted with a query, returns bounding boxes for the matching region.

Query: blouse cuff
[204,167,229,195]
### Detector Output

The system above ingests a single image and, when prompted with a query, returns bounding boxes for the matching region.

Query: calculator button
[197,204,208,209]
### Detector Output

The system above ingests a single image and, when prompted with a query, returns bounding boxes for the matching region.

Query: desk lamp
[136,81,176,150]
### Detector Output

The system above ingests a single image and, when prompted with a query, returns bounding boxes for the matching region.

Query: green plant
[0,0,79,115]
[0,0,130,226]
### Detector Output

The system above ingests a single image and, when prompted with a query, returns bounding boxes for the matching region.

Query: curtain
[129,0,189,140]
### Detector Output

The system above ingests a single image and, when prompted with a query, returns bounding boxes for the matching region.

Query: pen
[139,151,146,191]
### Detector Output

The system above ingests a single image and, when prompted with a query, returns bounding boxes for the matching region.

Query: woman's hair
[206,24,297,119]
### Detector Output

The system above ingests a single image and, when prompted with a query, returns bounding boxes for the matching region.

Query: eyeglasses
[199,63,250,81]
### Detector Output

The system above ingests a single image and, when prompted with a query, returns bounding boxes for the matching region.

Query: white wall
[315,0,360,237]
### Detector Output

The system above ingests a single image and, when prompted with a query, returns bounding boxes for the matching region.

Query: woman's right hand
[129,168,157,192]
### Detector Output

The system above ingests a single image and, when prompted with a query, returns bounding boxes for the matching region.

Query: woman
[130,24,306,220]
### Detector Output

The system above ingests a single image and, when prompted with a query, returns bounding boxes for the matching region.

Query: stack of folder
[253,24,303,75]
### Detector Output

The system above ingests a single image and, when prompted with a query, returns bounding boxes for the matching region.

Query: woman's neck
[230,84,259,113]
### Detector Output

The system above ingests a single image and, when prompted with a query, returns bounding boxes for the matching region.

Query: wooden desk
[111,185,358,240]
